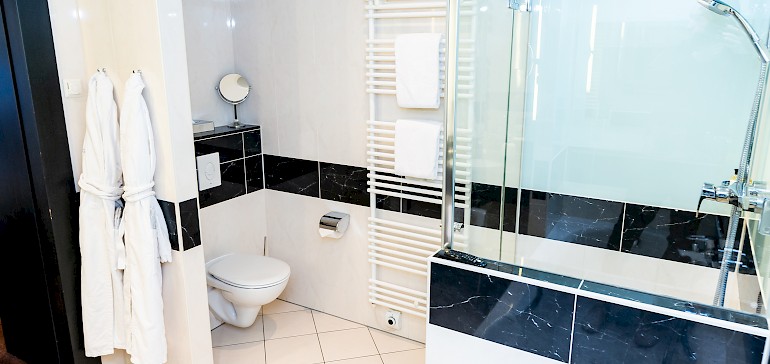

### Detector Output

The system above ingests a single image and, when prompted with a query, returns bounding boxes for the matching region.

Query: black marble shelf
[193,124,259,140]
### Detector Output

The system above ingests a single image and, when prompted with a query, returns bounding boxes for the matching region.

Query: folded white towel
[394,119,442,180]
[395,33,443,109]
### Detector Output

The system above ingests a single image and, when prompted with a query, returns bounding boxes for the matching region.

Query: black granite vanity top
[433,249,768,330]
[193,124,259,140]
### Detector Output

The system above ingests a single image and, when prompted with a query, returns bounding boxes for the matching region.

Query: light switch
[196,153,222,190]
[63,79,83,98]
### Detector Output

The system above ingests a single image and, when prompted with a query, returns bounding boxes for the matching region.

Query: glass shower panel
[497,0,770,310]
[452,0,519,261]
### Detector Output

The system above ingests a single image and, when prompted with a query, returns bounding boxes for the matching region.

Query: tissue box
[192,120,214,133]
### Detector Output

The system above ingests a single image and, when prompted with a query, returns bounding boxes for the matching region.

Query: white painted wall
[200,191,268,261]
[182,0,236,127]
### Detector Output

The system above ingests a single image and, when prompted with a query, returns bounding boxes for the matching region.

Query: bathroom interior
[3,0,770,363]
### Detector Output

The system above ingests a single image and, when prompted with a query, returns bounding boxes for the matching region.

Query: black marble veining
[179,198,201,250]
[157,200,178,251]
[243,129,262,157]
[429,263,575,362]
[372,172,402,212]
[580,281,768,329]
[264,155,319,197]
[192,124,259,140]
[319,163,369,206]
[469,183,518,231]
[199,159,246,208]
[194,133,244,163]
[620,205,756,274]
[245,156,264,193]
[572,296,766,364]
[519,190,624,250]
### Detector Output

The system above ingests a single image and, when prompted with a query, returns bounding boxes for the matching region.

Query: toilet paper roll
[319,228,344,239]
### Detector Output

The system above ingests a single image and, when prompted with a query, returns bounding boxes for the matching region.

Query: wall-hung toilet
[206,253,291,328]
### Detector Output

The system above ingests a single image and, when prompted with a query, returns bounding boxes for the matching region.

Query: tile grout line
[367,327,382,356]
[309,310,326,363]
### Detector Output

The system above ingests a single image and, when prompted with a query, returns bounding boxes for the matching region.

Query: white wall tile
[265,190,427,343]
[182,0,236,127]
[200,191,268,262]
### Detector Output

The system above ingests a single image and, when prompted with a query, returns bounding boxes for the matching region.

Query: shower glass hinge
[508,0,531,11]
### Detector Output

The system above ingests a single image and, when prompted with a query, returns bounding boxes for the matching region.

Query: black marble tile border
[430,252,769,364]
[157,200,178,251]
[179,198,201,250]
[195,127,263,208]
[514,189,756,275]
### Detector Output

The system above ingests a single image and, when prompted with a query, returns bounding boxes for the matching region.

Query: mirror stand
[228,104,245,129]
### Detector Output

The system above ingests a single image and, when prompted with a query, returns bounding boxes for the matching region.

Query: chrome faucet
[697,177,770,235]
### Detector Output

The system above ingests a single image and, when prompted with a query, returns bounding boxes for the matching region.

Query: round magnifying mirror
[218,73,250,104]
[217,73,251,129]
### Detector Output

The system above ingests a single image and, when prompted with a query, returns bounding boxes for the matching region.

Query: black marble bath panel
[179,198,201,250]
[571,296,766,364]
[621,205,756,274]
[319,163,369,206]
[518,190,624,250]
[157,200,178,251]
[194,132,244,163]
[243,129,262,157]
[264,155,319,198]
[199,159,246,208]
[429,263,575,362]
[245,156,264,193]
[579,281,767,329]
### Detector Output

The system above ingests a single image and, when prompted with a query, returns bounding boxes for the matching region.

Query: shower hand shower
[696,0,770,306]
[697,0,769,62]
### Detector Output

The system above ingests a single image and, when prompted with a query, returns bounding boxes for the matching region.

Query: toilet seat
[208,253,291,289]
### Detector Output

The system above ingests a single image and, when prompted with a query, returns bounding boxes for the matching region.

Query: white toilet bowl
[206,253,290,328]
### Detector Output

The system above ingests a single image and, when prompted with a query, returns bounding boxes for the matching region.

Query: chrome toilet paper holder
[319,212,350,238]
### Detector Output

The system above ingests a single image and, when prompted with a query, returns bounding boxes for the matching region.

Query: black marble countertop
[193,124,259,140]
[433,249,768,330]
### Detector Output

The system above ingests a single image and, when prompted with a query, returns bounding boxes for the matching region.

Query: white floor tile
[211,317,264,347]
[326,355,384,364]
[264,334,324,364]
[317,327,379,362]
[263,310,317,340]
[312,311,364,333]
[381,349,425,364]
[263,299,308,315]
[213,341,266,364]
[369,329,424,354]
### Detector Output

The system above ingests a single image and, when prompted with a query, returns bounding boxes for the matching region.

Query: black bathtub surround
[430,263,575,362]
[572,297,765,363]
[429,253,768,364]
[194,126,263,208]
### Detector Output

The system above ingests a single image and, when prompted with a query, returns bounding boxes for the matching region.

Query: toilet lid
[208,254,290,288]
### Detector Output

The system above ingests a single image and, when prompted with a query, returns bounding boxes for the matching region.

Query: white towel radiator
[365,0,475,318]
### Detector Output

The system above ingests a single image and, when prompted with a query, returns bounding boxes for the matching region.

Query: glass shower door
[452,0,770,314]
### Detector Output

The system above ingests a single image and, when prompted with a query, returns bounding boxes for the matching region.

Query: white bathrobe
[79,72,127,356]
[120,73,172,364]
